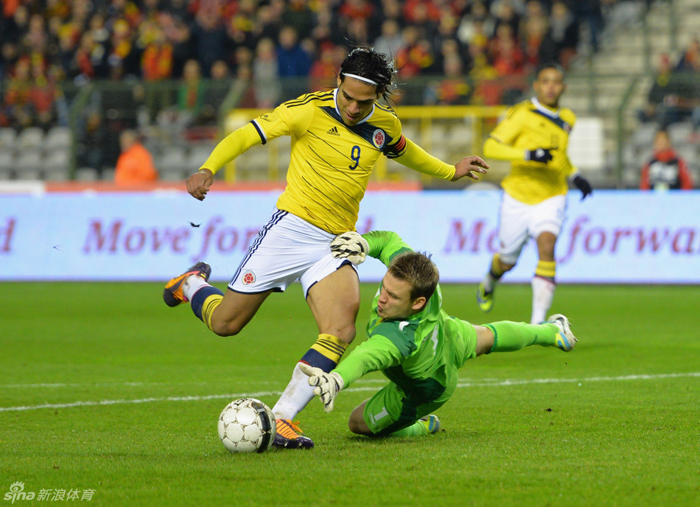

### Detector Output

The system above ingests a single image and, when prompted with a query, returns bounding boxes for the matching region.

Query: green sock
[388,420,429,438]
[486,321,558,352]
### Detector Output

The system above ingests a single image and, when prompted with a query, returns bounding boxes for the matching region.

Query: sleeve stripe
[250,119,267,145]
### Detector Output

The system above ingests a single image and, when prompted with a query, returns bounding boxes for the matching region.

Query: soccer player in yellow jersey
[477,63,592,324]
[162,48,490,449]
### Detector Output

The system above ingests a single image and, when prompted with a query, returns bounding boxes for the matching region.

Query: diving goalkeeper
[301,231,578,438]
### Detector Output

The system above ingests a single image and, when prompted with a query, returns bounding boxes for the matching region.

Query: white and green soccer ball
[217,398,276,453]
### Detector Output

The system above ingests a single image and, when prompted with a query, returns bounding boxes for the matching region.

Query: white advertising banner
[1,190,699,283]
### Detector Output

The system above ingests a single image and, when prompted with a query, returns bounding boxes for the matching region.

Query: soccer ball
[217,398,276,453]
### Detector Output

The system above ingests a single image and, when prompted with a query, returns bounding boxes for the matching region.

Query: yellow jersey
[489,98,577,205]
[200,89,455,234]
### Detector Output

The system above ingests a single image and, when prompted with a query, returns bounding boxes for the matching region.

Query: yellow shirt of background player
[252,89,404,234]
[491,99,577,205]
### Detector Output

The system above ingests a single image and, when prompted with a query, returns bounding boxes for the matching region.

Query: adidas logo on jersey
[327,126,340,136]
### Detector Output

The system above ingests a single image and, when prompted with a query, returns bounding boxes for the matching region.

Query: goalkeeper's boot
[272,419,314,449]
[547,314,578,352]
[476,282,494,313]
[419,414,443,434]
[163,262,211,307]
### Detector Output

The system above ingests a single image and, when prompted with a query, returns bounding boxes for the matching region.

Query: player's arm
[186,123,264,200]
[363,230,413,267]
[187,101,304,200]
[485,106,552,164]
[391,137,488,181]
[484,137,553,164]
[564,156,593,200]
[300,336,403,412]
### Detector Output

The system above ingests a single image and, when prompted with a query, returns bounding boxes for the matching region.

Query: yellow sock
[302,333,349,371]
[535,260,556,281]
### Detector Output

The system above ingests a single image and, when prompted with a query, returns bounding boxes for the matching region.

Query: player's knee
[211,319,245,337]
[499,259,516,272]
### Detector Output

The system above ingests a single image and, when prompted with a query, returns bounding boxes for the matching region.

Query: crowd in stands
[0,0,607,131]
[639,38,700,129]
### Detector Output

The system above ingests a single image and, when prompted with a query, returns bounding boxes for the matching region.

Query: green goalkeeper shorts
[361,318,478,435]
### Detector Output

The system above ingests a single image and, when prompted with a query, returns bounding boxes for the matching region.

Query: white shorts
[229,208,356,296]
[497,193,567,264]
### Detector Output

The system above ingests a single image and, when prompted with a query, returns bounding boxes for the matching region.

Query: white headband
[342,73,378,86]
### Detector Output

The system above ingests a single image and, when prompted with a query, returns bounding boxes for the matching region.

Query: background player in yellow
[162,47,490,449]
[478,63,593,324]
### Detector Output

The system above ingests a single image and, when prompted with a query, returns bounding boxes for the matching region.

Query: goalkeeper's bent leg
[272,334,349,420]
[486,321,559,352]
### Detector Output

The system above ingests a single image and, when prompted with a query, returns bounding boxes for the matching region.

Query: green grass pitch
[1,282,698,506]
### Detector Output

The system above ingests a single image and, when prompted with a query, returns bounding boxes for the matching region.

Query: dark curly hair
[339,47,397,100]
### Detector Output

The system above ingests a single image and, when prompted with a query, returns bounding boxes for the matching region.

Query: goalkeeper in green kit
[300,230,578,438]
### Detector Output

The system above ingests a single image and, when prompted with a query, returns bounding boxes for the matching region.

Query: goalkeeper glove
[330,231,370,265]
[571,174,593,200]
[525,148,553,164]
[299,363,344,413]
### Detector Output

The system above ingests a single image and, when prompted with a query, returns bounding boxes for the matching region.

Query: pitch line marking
[1,372,698,413]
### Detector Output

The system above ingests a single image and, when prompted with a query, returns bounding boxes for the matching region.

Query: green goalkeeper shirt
[334,231,476,399]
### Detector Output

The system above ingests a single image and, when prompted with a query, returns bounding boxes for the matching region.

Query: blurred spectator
[374,19,403,60]
[574,0,604,53]
[492,0,521,40]
[457,2,495,47]
[157,58,204,131]
[282,0,315,41]
[141,26,172,81]
[77,110,108,174]
[640,130,693,191]
[521,12,548,72]
[191,8,228,79]
[1,57,33,128]
[490,25,524,77]
[396,26,435,77]
[114,129,158,185]
[539,1,579,69]
[200,60,231,124]
[253,38,281,108]
[309,43,340,93]
[403,0,441,25]
[638,53,697,128]
[277,26,312,78]
[28,59,57,129]
[339,0,375,23]
[424,52,472,105]
[255,3,283,44]
[676,38,700,73]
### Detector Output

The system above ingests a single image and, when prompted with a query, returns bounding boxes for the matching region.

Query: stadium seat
[159,169,187,181]
[632,122,659,149]
[43,150,71,181]
[676,145,698,170]
[17,127,45,151]
[45,127,73,152]
[14,152,43,180]
[666,121,693,145]
[187,144,216,169]
[75,167,99,181]
[0,128,17,151]
[0,151,13,172]
[156,146,189,175]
